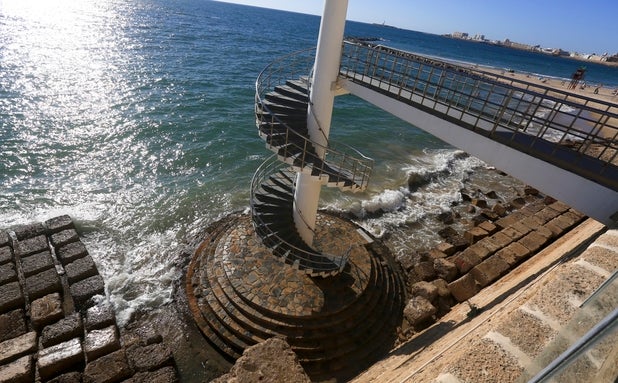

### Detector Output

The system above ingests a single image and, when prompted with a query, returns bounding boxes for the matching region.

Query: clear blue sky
[214,0,617,54]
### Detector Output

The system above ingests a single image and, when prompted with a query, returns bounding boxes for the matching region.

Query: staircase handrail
[250,154,353,272]
[256,48,374,191]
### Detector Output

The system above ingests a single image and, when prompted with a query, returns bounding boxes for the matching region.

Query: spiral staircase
[251,49,373,277]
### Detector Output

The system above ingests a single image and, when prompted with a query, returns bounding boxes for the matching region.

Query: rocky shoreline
[0,181,588,382]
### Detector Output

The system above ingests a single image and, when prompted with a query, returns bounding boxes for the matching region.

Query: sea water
[1,0,617,326]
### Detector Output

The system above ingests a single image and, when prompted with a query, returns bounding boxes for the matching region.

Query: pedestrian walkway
[351,220,617,383]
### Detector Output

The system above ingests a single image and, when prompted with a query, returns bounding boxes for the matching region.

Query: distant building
[451,32,468,39]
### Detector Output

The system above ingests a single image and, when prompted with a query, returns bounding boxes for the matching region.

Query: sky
[214,0,617,55]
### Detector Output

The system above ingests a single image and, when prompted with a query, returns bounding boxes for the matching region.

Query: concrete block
[435,242,456,256]
[70,275,105,310]
[0,309,27,342]
[45,215,75,234]
[85,303,116,331]
[451,248,481,274]
[536,206,562,222]
[20,250,54,277]
[50,229,80,250]
[84,325,120,362]
[14,235,48,257]
[519,231,549,253]
[0,281,25,313]
[403,296,437,328]
[501,226,525,242]
[475,236,502,254]
[65,255,98,284]
[84,349,132,383]
[477,220,498,235]
[548,201,570,214]
[25,268,61,301]
[490,231,513,249]
[0,246,13,265]
[0,355,34,383]
[37,338,84,380]
[0,263,17,285]
[520,215,545,231]
[466,242,492,260]
[30,293,64,330]
[496,242,531,266]
[56,241,88,266]
[464,226,488,245]
[13,223,45,241]
[448,273,479,302]
[41,313,83,348]
[0,331,37,364]
[471,255,510,287]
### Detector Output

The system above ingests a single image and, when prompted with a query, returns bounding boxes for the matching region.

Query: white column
[293,0,348,246]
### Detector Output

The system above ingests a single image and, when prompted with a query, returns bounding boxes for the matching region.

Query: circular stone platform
[186,211,405,381]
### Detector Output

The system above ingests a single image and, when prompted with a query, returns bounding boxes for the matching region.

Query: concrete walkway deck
[351,220,618,383]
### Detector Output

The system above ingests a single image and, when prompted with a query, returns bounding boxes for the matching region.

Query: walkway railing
[339,41,618,192]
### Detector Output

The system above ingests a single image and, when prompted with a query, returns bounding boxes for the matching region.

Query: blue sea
[2,0,618,328]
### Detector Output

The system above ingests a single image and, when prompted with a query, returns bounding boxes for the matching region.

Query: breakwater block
[0,215,180,382]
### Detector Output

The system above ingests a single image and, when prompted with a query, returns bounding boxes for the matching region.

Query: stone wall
[0,215,178,382]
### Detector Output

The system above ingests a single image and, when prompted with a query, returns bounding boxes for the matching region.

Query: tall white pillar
[293,0,348,246]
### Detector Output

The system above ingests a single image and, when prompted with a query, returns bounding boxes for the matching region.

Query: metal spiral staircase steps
[187,215,405,381]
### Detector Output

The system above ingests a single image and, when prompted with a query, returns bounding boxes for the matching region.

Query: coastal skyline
[214,0,617,55]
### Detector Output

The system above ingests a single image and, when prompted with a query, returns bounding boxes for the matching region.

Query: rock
[410,281,439,302]
[84,326,121,362]
[0,331,37,365]
[85,302,116,331]
[0,263,17,285]
[56,241,89,266]
[492,203,507,216]
[13,223,45,241]
[0,232,9,247]
[464,226,488,245]
[41,313,84,348]
[127,343,174,372]
[0,309,27,342]
[433,258,458,282]
[49,229,80,250]
[471,198,488,209]
[0,281,25,313]
[30,293,64,330]
[47,371,82,383]
[451,249,482,274]
[14,235,48,257]
[448,273,479,302]
[84,349,131,383]
[37,338,84,380]
[484,190,498,199]
[477,221,498,235]
[25,268,61,301]
[0,355,33,383]
[211,337,310,383]
[524,186,539,195]
[413,261,435,281]
[471,255,510,287]
[127,367,178,383]
[438,226,458,240]
[0,246,13,265]
[403,296,437,327]
[45,215,75,234]
[65,255,99,284]
[20,250,54,277]
[435,242,456,256]
[437,211,455,224]
[509,197,526,209]
[70,275,105,310]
